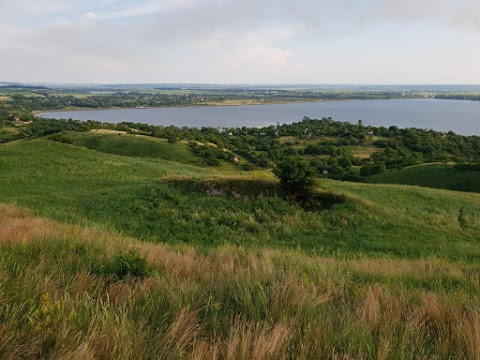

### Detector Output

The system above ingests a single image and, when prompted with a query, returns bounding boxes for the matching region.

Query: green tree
[273,156,316,202]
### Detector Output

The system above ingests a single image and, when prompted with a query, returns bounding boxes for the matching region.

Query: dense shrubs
[273,157,316,202]
[189,142,230,166]
[360,162,387,176]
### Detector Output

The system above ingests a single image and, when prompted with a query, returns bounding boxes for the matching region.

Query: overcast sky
[1,0,480,84]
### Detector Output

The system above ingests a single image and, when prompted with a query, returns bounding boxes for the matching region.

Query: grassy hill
[367,163,480,193]
[0,124,20,143]
[0,139,208,221]
[1,139,479,259]
[49,130,200,164]
[2,137,480,359]
[2,203,480,359]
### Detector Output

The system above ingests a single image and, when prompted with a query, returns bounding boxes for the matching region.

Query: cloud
[82,0,196,21]
[370,0,480,31]
[1,0,479,83]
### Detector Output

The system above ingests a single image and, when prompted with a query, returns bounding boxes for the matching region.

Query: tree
[273,156,316,202]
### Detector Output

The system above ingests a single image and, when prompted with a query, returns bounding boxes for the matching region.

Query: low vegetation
[368,163,480,193]
[1,138,480,258]
[48,131,200,164]
[1,204,480,359]
[1,111,480,358]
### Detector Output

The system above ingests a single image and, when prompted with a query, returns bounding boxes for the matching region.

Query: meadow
[1,138,479,258]
[367,163,480,193]
[1,133,480,359]
[50,131,200,164]
[2,203,480,359]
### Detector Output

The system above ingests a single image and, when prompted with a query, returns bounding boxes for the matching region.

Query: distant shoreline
[34,97,416,116]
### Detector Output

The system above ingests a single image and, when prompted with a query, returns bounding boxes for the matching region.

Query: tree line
[4,116,479,180]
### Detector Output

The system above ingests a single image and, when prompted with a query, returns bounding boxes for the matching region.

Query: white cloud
[1,0,479,83]
[82,0,197,21]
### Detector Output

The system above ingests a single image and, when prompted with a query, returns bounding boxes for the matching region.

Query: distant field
[367,163,480,193]
[0,126,19,134]
[50,131,200,164]
[345,145,381,159]
[55,93,98,98]
[0,126,20,143]
[0,94,11,102]
[90,129,128,135]
[277,136,297,144]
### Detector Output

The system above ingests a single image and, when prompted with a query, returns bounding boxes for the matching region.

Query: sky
[1,0,480,84]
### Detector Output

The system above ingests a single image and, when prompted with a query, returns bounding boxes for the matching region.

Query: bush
[98,248,151,280]
[48,133,74,144]
[360,162,387,176]
[273,156,316,202]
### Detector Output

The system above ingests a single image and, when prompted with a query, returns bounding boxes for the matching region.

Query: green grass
[50,131,200,164]
[2,137,480,359]
[0,126,20,143]
[0,139,208,221]
[1,139,480,260]
[2,206,480,359]
[367,163,480,193]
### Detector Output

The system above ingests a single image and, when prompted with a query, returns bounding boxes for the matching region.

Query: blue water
[38,99,480,135]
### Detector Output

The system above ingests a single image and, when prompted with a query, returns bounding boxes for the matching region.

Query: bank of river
[38,99,480,135]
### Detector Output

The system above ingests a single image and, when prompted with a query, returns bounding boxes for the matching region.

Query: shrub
[167,136,178,143]
[48,133,74,144]
[360,162,387,176]
[99,248,151,280]
[273,156,316,202]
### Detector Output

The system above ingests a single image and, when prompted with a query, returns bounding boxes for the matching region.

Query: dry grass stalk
[357,284,383,330]
[157,308,200,358]
[224,320,293,360]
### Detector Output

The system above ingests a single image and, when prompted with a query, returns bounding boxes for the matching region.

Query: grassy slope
[1,139,479,260]
[53,131,200,164]
[0,139,208,222]
[0,125,20,143]
[2,138,480,359]
[367,163,480,193]
[2,204,480,359]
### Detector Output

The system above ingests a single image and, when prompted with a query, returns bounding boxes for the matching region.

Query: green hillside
[0,139,208,221]
[1,139,479,260]
[49,130,200,164]
[2,204,480,360]
[367,163,480,193]
[2,137,480,359]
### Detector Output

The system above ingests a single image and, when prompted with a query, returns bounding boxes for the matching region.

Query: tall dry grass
[1,203,480,359]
